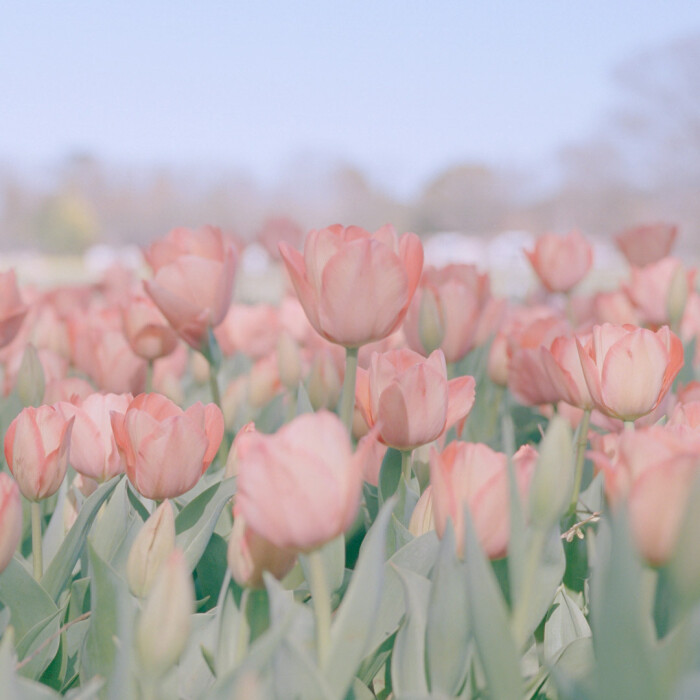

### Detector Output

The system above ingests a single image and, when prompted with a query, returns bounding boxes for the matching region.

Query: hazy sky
[2,1,700,197]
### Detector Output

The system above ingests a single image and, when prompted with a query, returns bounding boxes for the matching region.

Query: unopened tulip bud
[224,422,256,479]
[227,513,297,588]
[0,473,23,573]
[418,288,445,355]
[277,331,302,390]
[408,486,435,537]
[136,549,193,677]
[307,352,342,411]
[127,500,176,598]
[248,356,280,408]
[529,416,573,529]
[222,376,249,430]
[191,351,210,384]
[16,344,45,408]
[667,265,690,330]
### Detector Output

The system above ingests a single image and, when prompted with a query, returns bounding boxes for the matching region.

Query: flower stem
[208,364,221,409]
[307,549,331,669]
[568,408,591,514]
[339,346,359,436]
[624,420,635,432]
[234,588,250,664]
[31,501,43,580]
[401,450,413,482]
[145,359,154,394]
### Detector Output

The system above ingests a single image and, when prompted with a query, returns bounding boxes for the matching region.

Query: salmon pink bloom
[430,442,537,559]
[144,225,238,351]
[4,405,74,501]
[279,224,423,347]
[355,349,475,451]
[0,269,29,349]
[0,473,23,573]
[235,411,374,552]
[122,294,179,361]
[525,231,593,293]
[577,324,683,421]
[615,223,678,267]
[58,393,132,482]
[111,393,224,500]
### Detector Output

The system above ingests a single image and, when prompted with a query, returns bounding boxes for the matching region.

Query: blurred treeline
[1,33,699,253]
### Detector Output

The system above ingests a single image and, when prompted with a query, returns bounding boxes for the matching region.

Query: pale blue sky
[2,1,700,197]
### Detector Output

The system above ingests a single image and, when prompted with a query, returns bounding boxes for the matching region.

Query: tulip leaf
[296,381,314,415]
[175,477,237,571]
[324,497,394,699]
[273,638,334,700]
[378,448,402,505]
[390,566,430,696]
[194,533,229,612]
[300,534,345,600]
[349,678,376,700]
[425,522,471,697]
[41,476,121,603]
[462,508,522,700]
[0,558,62,680]
[362,482,379,524]
[544,588,591,663]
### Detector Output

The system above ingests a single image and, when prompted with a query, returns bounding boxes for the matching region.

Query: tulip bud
[306,352,342,411]
[224,422,256,480]
[667,264,690,330]
[529,416,574,529]
[127,500,176,598]
[418,287,445,355]
[222,376,250,430]
[227,513,297,588]
[248,356,280,409]
[136,549,193,677]
[190,351,210,384]
[408,485,435,537]
[277,331,302,390]
[0,474,22,573]
[16,344,45,407]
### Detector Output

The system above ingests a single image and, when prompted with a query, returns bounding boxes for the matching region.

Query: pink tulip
[279,224,423,347]
[0,269,29,349]
[235,411,373,552]
[144,225,238,351]
[577,324,683,421]
[256,216,304,261]
[0,473,23,573]
[58,393,132,482]
[615,223,678,268]
[122,294,179,361]
[4,405,74,501]
[525,231,593,293]
[541,334,594,410]
[590,425,700,565]
[430,442,537,559]
[111,393,224,500]
[355,349,476,450]
[215,303,280,359]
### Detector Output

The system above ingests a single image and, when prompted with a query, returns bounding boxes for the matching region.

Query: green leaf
[324,497,394,699]
[194,533,229,612]
[378,448,402,506]
[41,476,121,603]
[296,382,314,415]
[0,626,21,700]
[300,534,345,600]
[425,522,470,697]
[0,558,61,680]
[463,508,522,700]
[349,678,376,700]
[544,588,591,663]
[390,566,430,696]
[362,482,379,524]
[175,476,237,570]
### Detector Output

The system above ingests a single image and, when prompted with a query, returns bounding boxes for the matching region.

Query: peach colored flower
[525,231,593,293]
[615,223,678,268]
[0,473,23,573]
[122,294,179,361]
[111,393,224,499]
[4,405,74,501]
[235,411,374,552]
[355,349,476,451]
[0,269,29,349]
[280,224,423,347]
[576,324,683,421]
[430,442,537,559]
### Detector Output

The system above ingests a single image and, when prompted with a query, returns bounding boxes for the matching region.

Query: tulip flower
[0,473,22,574]
[122,293,179,361]
[0,269,29,349]
[144,225,238,352]
[279,224,423,348]
[525,231,593,293]
[576,324,683,421]
[430,442,537,559]
[615,223,678,267]
[4,404,74,502]
[111,393,224,500]
[355,348,475,451]
[235,411,373,552]
[58,392,132,482]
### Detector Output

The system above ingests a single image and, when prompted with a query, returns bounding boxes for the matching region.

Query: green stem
[568,408,592,514]
[307,549,331,669]
[234,588,251,664]
[339,346,359,436]
[624,420,635,432]
[208,363,222,409]
[145,359,153,394]
[401,450,413,482]
[512,527,546,648]
[31,501,43,580]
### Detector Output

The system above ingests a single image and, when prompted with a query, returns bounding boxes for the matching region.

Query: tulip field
[2,221,700,699]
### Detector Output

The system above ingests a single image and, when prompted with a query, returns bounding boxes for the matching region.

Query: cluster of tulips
[0,218,699,699]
